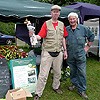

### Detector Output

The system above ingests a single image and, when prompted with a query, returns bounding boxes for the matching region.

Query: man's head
[68,12,78,27]
[51,5,61,20]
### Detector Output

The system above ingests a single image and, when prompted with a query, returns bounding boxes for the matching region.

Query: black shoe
[78,91,88,100]
[68,85,75,91]
[53,88,63,94]
[34,94,40,100]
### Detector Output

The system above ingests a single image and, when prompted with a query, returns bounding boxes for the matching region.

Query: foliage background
[35,0,100,6]
[0,22,15,36]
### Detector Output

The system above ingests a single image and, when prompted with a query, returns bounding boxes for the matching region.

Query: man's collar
[68,24,80,30]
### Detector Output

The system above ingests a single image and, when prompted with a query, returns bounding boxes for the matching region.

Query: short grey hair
[68,12,78,18]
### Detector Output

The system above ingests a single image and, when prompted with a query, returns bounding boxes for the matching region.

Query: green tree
[35,0,74,6]
[35,0,100,6]
[0,22,15,36]
[74,0,100,6]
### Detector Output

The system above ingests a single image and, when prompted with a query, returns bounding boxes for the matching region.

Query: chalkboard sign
[0,58,10,98]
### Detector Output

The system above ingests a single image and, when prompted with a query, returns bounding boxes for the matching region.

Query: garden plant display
[0,45,28,60]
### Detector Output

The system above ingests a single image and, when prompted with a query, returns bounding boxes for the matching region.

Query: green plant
[0,45,28,60]
[0,21,15,36]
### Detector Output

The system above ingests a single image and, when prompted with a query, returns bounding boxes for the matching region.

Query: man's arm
[84,27,95,52]
[30,22,47,41]
[63,37,67,51]
[62,26,68,59]
[36,22,47,40]
[62,37,68,59]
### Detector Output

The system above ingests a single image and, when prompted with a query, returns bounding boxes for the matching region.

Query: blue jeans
[67,52,87,92]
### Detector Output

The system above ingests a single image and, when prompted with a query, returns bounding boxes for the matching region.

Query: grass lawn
[27,56,100,100]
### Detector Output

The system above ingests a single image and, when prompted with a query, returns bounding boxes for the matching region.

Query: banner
[9,57,37,93]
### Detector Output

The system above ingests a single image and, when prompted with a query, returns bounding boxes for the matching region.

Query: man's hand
[29,30,34,37]
[84,42,92,52]
[30,33,38,46]
[63,50,68,60]
[84,45,90,53]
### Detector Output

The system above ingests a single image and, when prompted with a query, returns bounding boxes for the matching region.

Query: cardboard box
[6,88,32,100]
